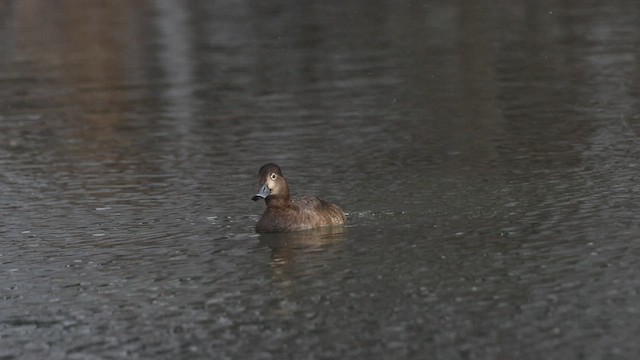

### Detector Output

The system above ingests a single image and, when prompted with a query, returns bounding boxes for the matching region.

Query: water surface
[1,1,640,359]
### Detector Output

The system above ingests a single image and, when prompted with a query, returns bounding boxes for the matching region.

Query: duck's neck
[265,183,291,208]
[265,194,291,208]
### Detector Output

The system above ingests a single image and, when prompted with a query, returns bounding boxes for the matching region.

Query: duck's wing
[293,196,347,225]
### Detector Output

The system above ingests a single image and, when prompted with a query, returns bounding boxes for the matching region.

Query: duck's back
[293,196,347,226]
[256,196,347,233]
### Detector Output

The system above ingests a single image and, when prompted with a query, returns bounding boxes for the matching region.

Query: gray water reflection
[1,0,640,359]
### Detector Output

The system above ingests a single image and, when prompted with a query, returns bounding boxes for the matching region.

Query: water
[1,1,640,359]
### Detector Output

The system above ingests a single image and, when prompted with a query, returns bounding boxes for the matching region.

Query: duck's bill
[251,184,270,201]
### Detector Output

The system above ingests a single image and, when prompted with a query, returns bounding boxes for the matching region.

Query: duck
[251,163,347,233]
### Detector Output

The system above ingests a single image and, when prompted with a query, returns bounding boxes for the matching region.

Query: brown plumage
[251,163,347,233]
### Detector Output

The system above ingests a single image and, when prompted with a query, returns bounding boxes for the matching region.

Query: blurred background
[1,0,640,359]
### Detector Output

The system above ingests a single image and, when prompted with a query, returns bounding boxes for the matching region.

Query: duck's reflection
[259,226,347,283]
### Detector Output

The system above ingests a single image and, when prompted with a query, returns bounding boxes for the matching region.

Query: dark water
[1,1,640,359]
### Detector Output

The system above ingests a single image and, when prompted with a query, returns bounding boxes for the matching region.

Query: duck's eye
[270,173,277,180]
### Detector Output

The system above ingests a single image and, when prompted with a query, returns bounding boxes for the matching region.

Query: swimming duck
[251,163,347,233]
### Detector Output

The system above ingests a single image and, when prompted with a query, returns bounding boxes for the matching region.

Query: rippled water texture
[1,1,640,359]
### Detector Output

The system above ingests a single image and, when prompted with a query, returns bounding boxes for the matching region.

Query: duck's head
[252,163,289,202]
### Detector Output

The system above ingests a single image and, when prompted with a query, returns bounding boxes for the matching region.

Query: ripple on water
[2,0,640,359]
